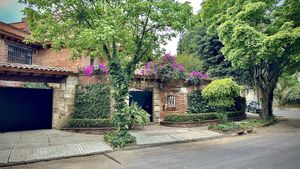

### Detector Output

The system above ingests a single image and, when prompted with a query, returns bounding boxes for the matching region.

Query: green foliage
[104,130,136,148]
[208,122,240,133]
[187,91,214,113]
[22,82,50,89]
[21,0,194,147]
[176,53,204,73]
[74,83,110,119]
[232,96,247,112]
[275,73,300,106]
[164,113,218,122]
[178,23,253,85]
[164,111,245,123]
[128,102,150,129]
[209,117,277,133]
[202,78,241,111]
[67,119,113,128]
[226,111,246,118]
[285,86,300,105]
[201,0,300,117]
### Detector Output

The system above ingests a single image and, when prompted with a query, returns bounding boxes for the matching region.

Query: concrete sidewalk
[0,125,223,166]
[130,125,223,147]
[0,130,112,166]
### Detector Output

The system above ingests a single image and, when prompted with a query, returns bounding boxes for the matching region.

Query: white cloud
[163,0,203,55]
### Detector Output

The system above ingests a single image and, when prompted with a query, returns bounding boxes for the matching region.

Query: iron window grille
[167,95,176,108]
[7,43,35,65]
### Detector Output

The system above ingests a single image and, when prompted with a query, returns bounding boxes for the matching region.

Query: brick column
[52,76,78,129]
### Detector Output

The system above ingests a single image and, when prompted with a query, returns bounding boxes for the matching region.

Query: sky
[0,0,202,54]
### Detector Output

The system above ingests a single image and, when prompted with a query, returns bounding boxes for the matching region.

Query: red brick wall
[79,75,109,85]
[33,48,90,72]
[159,81,210,119]
[159,80,187,118]
[0,39,8,63]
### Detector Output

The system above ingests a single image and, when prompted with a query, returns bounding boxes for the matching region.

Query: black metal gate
[129,90,153,122]
[0,87,53,132]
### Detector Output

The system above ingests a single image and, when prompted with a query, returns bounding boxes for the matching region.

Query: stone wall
[0,38,7,63]
[77,75,211,122]
[52,76,78,128]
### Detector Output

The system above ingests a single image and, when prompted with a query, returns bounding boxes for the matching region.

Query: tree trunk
[108,57,132,131]
[260,87,274,118]
[253,59,284,119]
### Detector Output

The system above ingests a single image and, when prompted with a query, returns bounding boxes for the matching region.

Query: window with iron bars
[7,43,34,65]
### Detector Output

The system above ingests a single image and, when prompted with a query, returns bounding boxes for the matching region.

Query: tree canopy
[20,0,194,147]
[201,0,300,117]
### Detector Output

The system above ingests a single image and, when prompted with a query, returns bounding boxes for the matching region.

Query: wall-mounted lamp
[159,81,164,90]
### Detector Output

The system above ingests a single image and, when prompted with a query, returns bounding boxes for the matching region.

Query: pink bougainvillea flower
[84,65,94,76]
[84,63,109,76]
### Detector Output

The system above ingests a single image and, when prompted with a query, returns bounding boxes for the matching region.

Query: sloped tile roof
[0,63,75,75]
[0,21,29,39]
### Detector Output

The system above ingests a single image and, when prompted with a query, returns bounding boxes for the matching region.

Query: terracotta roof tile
[0,63,75,74]
[0,21,30,39]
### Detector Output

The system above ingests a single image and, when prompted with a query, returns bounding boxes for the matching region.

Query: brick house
[0,19,209,126]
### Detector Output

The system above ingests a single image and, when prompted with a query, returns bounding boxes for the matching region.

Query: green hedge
[74,83,110,119]
[187,91,214,113]
[226,110,246,118]
[165,111,246,123]
[187,91,246,114]
[67,118,113,128]
[164,113,218,122]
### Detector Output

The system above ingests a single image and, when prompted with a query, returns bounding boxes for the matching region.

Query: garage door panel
[0,87,53,132]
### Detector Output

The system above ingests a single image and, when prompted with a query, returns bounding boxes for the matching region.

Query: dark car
[247,101,262,114]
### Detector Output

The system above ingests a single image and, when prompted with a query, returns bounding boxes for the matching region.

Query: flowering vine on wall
[83,54,209,85]
[141,54,186,81]
[188,71,209,85]
[140,54,209,84]
[84,63,109,76]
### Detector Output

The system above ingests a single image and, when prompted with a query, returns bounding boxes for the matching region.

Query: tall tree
[201,0,300,118]
[20,0,194,146]
[178,23,253,85]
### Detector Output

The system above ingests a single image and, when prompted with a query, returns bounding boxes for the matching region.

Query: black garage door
[0,87,53,132]
[129,90,153,122]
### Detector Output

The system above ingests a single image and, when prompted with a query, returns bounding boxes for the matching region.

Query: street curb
[120,134,230,151]
[1,124,270,167]
[0,133,235,167]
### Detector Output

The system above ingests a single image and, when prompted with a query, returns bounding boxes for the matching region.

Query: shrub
[74,83,110,119]
[202,78,241,111]
[275,73,300,106]
[284,85,300,105]
[104,130,136,148]
[164,113,218,122]
[226,111,246,118]
[128,102,150,128]
[232,96,246,112]
[209,117,277,133]
[67,118,113,128]
[208,122,240,133]
[22,82,50,89]
[187,91,214,113]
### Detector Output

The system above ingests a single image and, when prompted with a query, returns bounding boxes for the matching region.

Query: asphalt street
[3,109,300,169]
